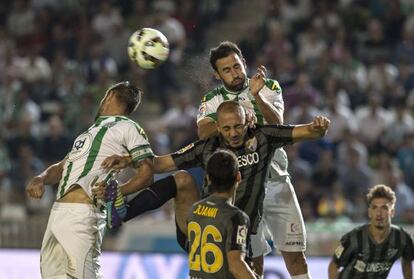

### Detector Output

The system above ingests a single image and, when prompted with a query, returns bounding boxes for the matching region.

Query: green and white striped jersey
[56,115,153,200]
[197,78,289,178]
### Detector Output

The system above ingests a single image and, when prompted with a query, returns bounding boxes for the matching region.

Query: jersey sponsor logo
[365,262,392,272]
[245,137,258,152]
[335,244,344,259]
[68,133,93,162]
[192,204,218,218]
[290,223,299,233]
[237,152,259,167]
[197,102,207,118]
[236,225,248,245]
[177,143,195,154]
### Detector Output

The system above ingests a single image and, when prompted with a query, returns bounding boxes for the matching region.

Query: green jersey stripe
[129,144,151,153]
[132,153,154,163]
[251,101,264,125]
[59,161,73,197]
[79,126,109,179]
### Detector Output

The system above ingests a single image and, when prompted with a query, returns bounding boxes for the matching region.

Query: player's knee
[173,170,195,192]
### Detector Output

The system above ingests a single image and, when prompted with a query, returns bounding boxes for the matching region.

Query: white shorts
[40,202,106,279]
[262,176,306,252]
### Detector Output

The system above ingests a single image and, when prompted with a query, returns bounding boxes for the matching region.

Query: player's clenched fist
[26,176,45,199]
[310,116,330,137]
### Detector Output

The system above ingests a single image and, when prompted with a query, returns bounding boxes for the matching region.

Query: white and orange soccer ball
[127,28,170,69]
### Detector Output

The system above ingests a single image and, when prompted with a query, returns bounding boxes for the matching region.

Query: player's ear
[214,71,221,80]
[236,171,241,183]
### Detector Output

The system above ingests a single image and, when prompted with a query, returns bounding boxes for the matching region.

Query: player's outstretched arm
[292,115,330,142]
[401,258,413,279]
[228,251,258,279]
[153,155,178,173]
[26,159,66,199]
[328,260,339,279]
[119,158,154,195]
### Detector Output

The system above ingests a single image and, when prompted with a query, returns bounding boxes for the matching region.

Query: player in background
[188,149,257,279]
[100,101,329,276]
[26,81,198,278]
[328,184,414,279]
[197,41,311,278]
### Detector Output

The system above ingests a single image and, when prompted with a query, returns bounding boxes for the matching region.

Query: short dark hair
[217,100,245,118]
[207,149,239,193]
[209,41,243,72]
[367,184,396,207]
[107,81,142,115]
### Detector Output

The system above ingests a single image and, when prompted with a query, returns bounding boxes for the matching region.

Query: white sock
[291,274,312,279]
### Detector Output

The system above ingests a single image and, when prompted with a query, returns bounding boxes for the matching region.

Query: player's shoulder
[230,206,250,223]
[391,224,412,237]
[264,78,282,93]
[202,86,224,102]
[343,224,367,239]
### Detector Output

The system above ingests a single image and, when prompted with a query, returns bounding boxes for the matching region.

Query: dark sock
[125,175,177,221]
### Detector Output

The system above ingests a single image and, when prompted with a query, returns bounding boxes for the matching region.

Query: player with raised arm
[328,184,414,279]
[101,101,329,275]
[26,82,198,278]
[188,149,257,279]
[197,41,311,278]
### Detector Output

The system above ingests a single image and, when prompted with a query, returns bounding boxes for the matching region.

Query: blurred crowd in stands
[0,0,414,226]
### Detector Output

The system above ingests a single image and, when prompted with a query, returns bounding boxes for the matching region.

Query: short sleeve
[123,122,154,166]
[264,79,284,113]
[402,230,414,261]
[259,125,294,149]
[333,232,355,267]
[197,92,221,123]
[225,211,250,253]
[171,140,205,169]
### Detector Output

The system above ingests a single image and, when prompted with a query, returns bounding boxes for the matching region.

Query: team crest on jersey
[198,102,207,118]
[245,137,257,152]
[354,260,366,272]
[177,143,195,154]
[68,133,93,162]
[236,225,248,245]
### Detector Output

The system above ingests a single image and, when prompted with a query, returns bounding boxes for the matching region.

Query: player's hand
[310,116,330,137]
[246,111,257,128]
[101,155,131,170]
[249,65,266,97]
[26,176,45,199]
[92,181,106,200]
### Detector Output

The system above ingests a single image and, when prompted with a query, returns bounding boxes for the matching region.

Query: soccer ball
[128,28,170,69]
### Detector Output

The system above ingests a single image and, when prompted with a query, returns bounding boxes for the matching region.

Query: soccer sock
[125,175,177,221]
[291,274,312,279]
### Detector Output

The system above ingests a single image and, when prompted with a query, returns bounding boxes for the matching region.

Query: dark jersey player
[328,184,414,279]
[188,149,256,279]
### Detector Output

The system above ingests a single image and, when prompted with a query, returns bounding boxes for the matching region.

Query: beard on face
[225,77,246,92]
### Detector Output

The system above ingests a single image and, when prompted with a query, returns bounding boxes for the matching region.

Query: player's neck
[368,224,391,244]
[212,192,234,204]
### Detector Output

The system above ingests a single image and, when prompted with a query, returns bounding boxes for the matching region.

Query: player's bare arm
[292,116,330,142]
[26,158,66,199]
[227,250,258,279]
[401,258,413,279]
[197,118,218,140]
[153,155,178,173]
[249,65,283,124]
[328,260,339,279]
[119,158,154,195]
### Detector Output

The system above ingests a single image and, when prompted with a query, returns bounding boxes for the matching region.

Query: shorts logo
[236,225,248,245]
[290,223,299,233]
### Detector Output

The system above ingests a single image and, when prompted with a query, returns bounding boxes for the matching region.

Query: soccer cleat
[105,177,127,229]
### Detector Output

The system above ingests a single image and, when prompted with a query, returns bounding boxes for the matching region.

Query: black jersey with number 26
[188,195,250,279]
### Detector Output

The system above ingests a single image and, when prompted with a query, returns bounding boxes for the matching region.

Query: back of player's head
[367,184,396,207]
[207,149,239,193]
[209,41,243,72]
[107,81,142,115]
[217,100,245,119]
